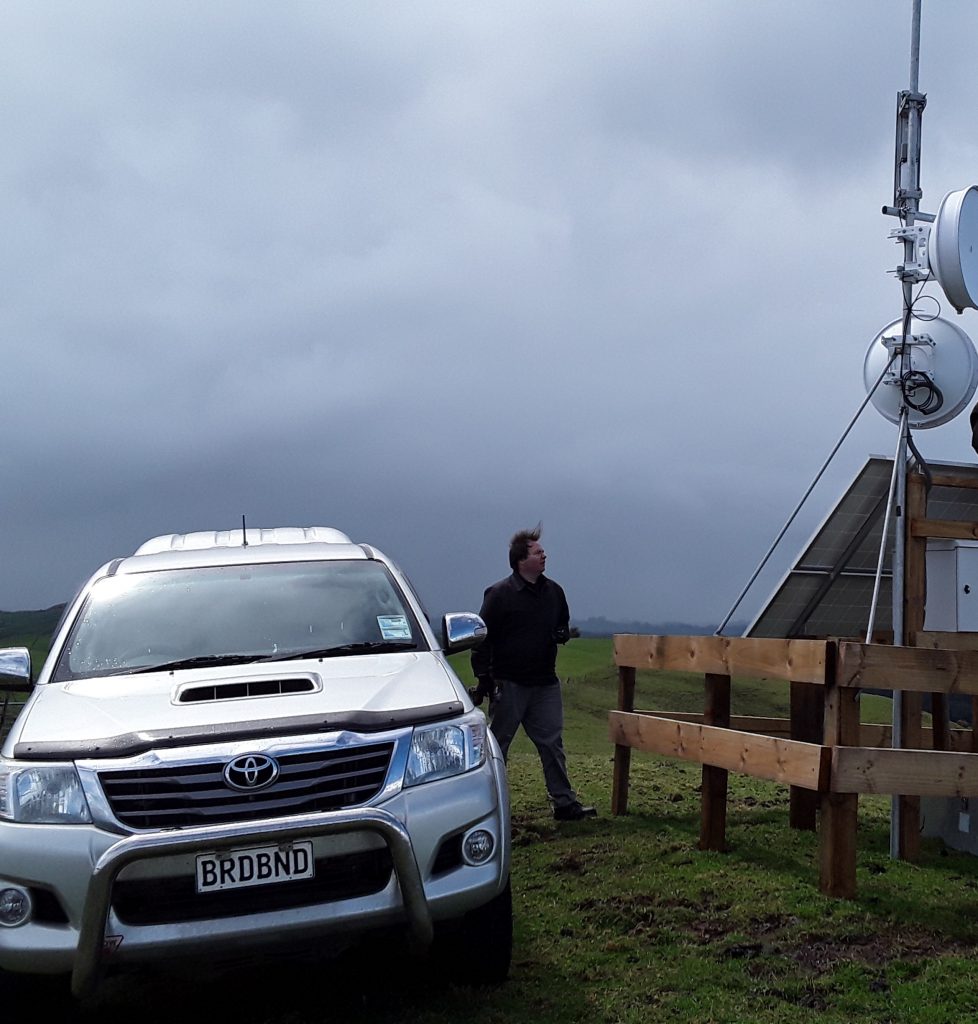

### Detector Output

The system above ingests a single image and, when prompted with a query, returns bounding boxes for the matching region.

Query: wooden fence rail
[610,634,978,898]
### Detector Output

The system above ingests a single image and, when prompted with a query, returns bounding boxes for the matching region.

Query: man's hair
[509,524,542,570]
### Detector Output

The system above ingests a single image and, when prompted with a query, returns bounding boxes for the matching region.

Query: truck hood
[10,653,467,760]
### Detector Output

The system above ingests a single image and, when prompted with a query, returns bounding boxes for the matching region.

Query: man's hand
[468,676,495,706]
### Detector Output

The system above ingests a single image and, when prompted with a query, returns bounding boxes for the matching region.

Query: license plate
[195,841,315,893]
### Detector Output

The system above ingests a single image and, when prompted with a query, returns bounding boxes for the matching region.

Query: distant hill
[573,616,746,637]
[1,607,972,724]
[3,608,740,644]
[0,605,65,643]
[0,605,65,663]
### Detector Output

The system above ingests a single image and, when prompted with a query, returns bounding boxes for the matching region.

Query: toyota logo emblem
[224,753,280,792]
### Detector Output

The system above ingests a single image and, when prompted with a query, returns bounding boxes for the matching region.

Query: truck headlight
[0,763,92,823]
[405,714,487,787]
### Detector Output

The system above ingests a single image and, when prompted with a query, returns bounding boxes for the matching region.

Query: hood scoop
[176,677,319,704]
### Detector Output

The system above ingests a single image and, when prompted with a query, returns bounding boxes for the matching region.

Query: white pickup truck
[0,527,511,997]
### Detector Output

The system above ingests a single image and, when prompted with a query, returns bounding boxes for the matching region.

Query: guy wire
[715,350,899,636]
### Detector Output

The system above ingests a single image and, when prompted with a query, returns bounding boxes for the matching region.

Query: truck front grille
[97,742,395,829]
[111,848,393,925]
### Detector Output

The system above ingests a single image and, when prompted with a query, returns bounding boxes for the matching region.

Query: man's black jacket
[471,572,570,686]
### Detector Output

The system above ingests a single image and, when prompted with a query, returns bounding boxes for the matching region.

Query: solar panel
[747,456,978,639]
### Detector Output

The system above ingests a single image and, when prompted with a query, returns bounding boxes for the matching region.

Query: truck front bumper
[71,806,431,998]
[0,743,509,997]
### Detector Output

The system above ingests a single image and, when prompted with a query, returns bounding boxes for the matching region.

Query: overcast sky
[4,1,978,629]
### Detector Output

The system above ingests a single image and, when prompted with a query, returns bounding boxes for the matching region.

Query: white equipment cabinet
[921,539,978,854]
[924,540,978,632]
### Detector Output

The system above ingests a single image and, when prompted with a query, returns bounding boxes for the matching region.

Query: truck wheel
[446,876,512,985]
[0,969,68,1000]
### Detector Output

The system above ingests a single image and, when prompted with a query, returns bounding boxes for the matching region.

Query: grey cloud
[2,1,978,632]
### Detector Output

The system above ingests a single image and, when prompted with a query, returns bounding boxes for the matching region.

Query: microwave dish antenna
[863,315,978,429]
[928,185,978,312]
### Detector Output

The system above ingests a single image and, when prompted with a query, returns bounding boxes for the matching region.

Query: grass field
[451,638,901,757]
[7,637,978,1023]
[442,639,978,1024]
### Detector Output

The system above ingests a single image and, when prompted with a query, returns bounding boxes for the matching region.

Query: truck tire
[445,876,512,985]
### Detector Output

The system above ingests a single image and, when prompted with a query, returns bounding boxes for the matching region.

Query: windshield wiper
[127,654,263,675]
[124,642,418,674]
[260,641,418,662]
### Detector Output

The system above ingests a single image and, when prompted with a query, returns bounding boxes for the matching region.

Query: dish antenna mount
[868,0,978,861]
[869,1,978,428]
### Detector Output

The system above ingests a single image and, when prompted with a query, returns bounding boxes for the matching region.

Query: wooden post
[929,691,951,755]
[898,469,928,858]
[611,665,636,815]
[896,690,923,865]
[819,789,859,898]
[789,681,824,830]
[931,695,951,751]
[820,644,859,898]
[904,470,928,648]
[917,631,978,753]
[699,672,731,852]
[907,471,950,752]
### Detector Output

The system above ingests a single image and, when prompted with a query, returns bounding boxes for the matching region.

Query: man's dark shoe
[553,803,597,822]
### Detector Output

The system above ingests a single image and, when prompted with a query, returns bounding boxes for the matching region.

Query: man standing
[471,526,596,822]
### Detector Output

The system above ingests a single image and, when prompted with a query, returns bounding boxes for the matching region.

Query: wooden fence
[609,633,978,898]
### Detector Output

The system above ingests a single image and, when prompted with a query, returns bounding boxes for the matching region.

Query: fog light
[0,887,32,927]
[463,829,494,864]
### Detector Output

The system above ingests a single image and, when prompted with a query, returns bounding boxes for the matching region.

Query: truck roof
[134,527,353,556]
[108,527,367,575]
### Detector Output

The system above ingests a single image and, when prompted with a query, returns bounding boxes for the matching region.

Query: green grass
[13,637,978,1023]
[0,622,40,739]
[450,638,900,756]
[1,632,51,669]
[434,638,977,1024]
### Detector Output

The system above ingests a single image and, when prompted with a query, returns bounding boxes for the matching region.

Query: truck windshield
[51,560,425,681]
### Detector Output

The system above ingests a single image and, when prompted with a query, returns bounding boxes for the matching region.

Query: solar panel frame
[744,456,978,640]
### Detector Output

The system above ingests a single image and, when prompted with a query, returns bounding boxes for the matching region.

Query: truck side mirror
[441,613,487,653]
[0,648,32,689]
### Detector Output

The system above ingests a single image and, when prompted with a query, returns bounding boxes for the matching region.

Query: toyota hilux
[0,527,510,997]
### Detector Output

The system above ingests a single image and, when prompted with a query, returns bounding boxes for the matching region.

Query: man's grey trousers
[489,679,579,810]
